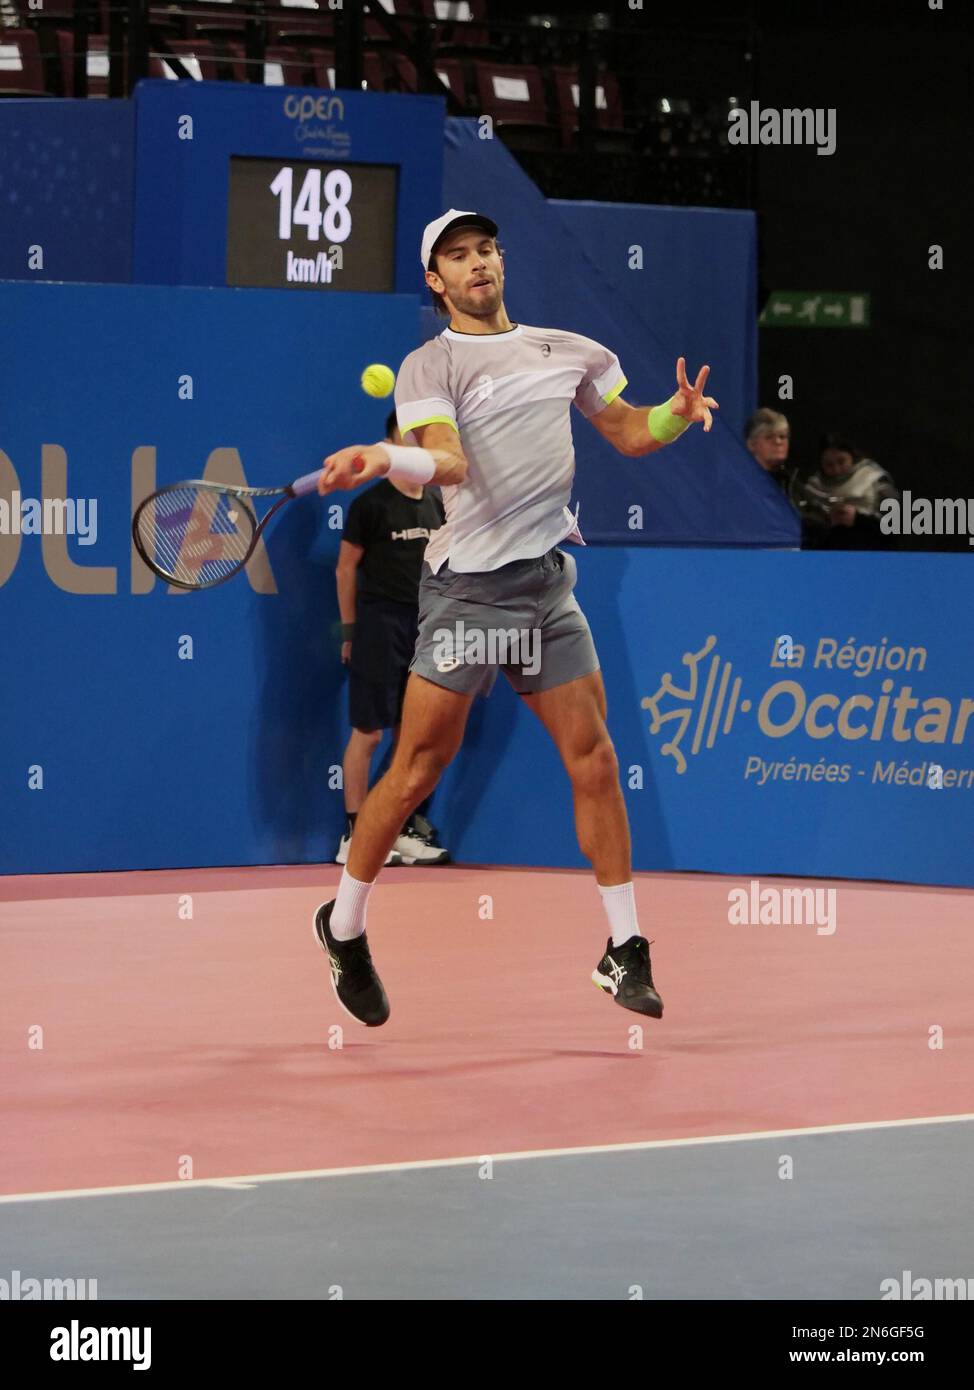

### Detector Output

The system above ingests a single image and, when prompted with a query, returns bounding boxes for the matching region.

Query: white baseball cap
[420,208,499,271]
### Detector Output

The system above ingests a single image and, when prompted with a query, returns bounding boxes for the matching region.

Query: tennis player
[313,208,718,1027]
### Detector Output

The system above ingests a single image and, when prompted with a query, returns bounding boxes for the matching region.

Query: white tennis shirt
[394,323,627,574]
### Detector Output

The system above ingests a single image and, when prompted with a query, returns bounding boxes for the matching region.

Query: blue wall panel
[1,280,970,886]
[0,101,134,283]
[0,280,420,873]
[550,199,758,444]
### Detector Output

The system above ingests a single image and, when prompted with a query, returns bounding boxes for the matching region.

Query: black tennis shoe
[592,935,663,1018]
[313,901,390,1027]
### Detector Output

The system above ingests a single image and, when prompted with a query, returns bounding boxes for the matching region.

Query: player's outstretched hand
[317,444,390,495]
[670,357,720,433]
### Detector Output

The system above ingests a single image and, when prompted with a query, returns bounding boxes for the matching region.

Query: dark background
[749,0,971,549]
[495,0,973,549]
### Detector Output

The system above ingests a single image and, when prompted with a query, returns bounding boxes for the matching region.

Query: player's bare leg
[348,674,473,881]
[314,674,474,1025]
[520,670,630,885]
[521,670,663,1017]
[383,715,452,866]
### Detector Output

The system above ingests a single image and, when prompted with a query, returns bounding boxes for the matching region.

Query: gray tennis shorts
[409,546,600,697]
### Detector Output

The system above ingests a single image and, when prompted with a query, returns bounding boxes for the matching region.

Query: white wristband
[380,442,436,485]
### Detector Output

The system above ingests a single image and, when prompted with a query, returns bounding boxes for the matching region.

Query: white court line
[1,1111,972,1206]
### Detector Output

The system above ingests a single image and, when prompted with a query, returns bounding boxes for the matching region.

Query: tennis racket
[132,470,322,590]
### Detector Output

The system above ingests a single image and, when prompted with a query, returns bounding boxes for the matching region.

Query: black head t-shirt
[343,480,445,606]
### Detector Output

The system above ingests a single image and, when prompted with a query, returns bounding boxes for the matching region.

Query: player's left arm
[588,357,719,458]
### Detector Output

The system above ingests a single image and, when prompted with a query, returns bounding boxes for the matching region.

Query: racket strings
[138,486,256,587]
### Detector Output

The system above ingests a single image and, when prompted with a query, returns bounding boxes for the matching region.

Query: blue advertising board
[131,81,445,295]
[1,282,971,887]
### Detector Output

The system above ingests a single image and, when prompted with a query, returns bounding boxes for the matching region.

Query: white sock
[331,869,374,941]
[598,881,642,949]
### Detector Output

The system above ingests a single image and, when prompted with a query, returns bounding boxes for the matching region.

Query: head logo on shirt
[390,527,434,542]
[540,343,551,356]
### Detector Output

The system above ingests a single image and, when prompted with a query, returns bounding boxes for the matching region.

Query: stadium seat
[56,30,117,98]
[303,46,457,95]
[382,51,465,105]
[376,49,416,92]
[362,49,387,91]
[208,38,251,83]
[148,39,219,82]
[551,64,631,151]
[132,6,184,45]
[183,18,251,46]
[268,0,419,51]
[0,27,46,95]
[416,0,491,55]
[309,47,335,89]
[363,0,421,47]
[310,49,400,93]
[472,60,556,150]
[432,55,465,104]
[177,0,251,42]
[261,44,315,86]
[268,3,336,51]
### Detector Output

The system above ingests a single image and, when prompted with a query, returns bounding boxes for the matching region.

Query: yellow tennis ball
[361,363,396,398]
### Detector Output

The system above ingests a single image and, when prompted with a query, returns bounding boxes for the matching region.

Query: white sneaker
[392,826,450,866]
[334,833,402,867]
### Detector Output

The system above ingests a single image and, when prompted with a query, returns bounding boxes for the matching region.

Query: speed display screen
[226,157,398,291]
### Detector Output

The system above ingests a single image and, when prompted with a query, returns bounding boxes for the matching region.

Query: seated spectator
[745,408,801,506]
[797,433,900,550]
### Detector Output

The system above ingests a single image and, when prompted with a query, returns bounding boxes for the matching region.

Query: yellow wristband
[648,401,690,444]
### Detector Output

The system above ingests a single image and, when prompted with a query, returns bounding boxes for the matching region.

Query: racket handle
[292,470,323,498]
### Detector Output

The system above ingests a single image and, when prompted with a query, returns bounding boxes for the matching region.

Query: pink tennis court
[2,865,971,1298]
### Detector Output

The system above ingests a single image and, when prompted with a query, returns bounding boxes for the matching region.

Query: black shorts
[348,598,419,732]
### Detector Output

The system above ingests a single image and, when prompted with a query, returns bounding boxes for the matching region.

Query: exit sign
[760,292,870,328]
